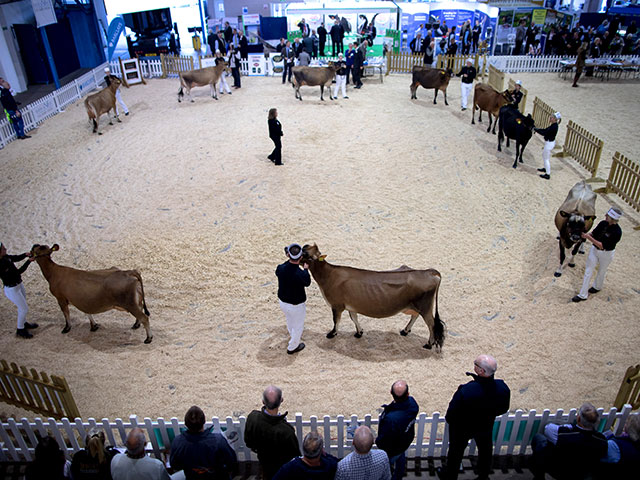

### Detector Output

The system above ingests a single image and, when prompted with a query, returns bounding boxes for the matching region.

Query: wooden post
[160,54,167,78]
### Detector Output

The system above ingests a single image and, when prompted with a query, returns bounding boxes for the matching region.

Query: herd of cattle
[75,63,602,346]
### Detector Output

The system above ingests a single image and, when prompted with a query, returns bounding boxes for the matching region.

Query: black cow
[410,66,453,105]
[497,104,535,168]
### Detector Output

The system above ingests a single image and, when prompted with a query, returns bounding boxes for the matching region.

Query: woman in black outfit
[267,108,283,166]
[0,242,37,338]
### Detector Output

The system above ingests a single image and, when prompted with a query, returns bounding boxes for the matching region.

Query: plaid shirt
[335,449,391,480]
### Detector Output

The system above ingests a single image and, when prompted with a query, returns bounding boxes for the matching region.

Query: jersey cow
[497,104,535,168]
[472,84,514,134]
[30,244,153,343]
[554,181,597,277]
[301,244,445,351]
[178,63,228,102]
[410,66,454,105]
[84,78,121,134]
[291,64,340,101]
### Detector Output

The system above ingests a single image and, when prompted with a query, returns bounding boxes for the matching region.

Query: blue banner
[107,17,125,61]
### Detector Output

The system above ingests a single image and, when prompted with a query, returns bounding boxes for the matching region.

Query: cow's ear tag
[440,71,445,75]
[319,255,327,261]
[52,244,59,251]
[516,118,522,124]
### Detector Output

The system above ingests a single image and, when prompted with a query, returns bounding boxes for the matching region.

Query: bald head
[391,380,409,402]
[126,428,146,456]
[353,426,374,454]
[263,385,283,410]
[474,354,497,377]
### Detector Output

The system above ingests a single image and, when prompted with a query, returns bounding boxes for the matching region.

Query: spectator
[599,413,640,478]
[206,29,217,55]
[530,402,608,479]
[345,43,355,84]
[293,37,303,58]
[436,39,447,58]
[409,33,423,54]
[424,40,435,66]
[318,23,327,56]
[244,385,301,480]
[71,427,118,479]
[276,243,310,352]
[330,20,344,56]
[515,19,526,55]
[302,31,315,57]
[228,45,241,89]
[0,77,29,140]
[609,33,624,55]
[214,51,232,95]
[267,108,283,166]
[333,53,348,99]
[335,426,391,480]
[310,30,319,58]
[457,58,476,112]
[273,431,338,479]
[104,67,129,116]
[627,20,638,36]
[238,31,249,60]
[376,380,419,480]
[572,42,588,88]
[447,26,457,48]
[511,80,523,108]
[298,18,310,38]
[169,406,237,479]
[298,49,311,67]
[534,112,560,180]
[472,20,482,53]
[110,428,169,480]
[25,435,71,480]
[352,40,366,89]
[572,207,623,302]
[437,355,510,480]
[276,38,286,53]
[223,22,232,46]
[215,32,226,55]
[0,242,37,338]
[446,37,458,56]
[231,28,239,48]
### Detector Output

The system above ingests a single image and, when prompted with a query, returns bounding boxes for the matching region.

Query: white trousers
[4,283,28,329]
[333,74,347,98]
[115,89,128,115]
[542,140,555,175]
[578,246,615,299]
[460,81,473,109]
[279,300,306,351]
[219,74,231,93]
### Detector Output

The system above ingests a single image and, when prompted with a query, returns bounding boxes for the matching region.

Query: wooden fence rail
[386,51,426,74]
[160,54,195,78]
[0,360,79,421]
[597,153,640,228]
[488,64,505,92]
[386,52,484,75]
[531,96,557,131]
[561,120,604,181]
[0,405,634,462]
[614,365,640,410]
[507,78,528,114]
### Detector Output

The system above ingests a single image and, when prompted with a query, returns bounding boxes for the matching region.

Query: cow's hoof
[512,164,517,169]
[98,132,103,136]
[132,321,141,330]
[326,331,337,339]
[400,329,410,336]
[579,251,585,255]
[568,263,575,268]
[554,272,562,277]
[144,336,153,344]
[354,331,363,338]
[423,343,433,350]
[519,158,523,163]
[62,326,71,334]
[191,100,195,103]
[90,324,100,332]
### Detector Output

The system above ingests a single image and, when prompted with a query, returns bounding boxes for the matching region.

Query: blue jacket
[345,48,355,66]
[170,429,237,479]
[375,396,419,458]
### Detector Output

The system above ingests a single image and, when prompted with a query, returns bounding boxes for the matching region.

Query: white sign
[31,0,57,28]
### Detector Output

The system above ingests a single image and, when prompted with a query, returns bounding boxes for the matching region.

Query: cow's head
[558,212,595,243]
[30,244,59,259]
[109,78,122,91]
[445,68,454,78]
[523,114,535,130]
[301,243,327,262]
[501,89,515,103]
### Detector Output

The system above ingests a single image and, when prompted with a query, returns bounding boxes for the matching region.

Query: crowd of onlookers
[18,355,640,480]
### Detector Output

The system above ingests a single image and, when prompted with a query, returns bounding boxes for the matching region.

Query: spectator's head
[352,426,374,454]
[225,21,230,27]
[391,380,409,402]
[473,354,498,377]
[262,385,283,411]
[624,414,640,442]
[85,427,107,464]
[280,37,285,43]
[295,37,301,43]
[185,405,206,433]
[33,435,66,472]
[349,43,354,49]
[125,428,146,457]
[594,37,601,45]
[302,431,324,459]
[286,40,291,47]
[577,403,599,430]
[416,32,422,39]
[268,108,278,120]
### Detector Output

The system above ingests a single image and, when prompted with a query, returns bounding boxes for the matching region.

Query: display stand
[118,57,147,87]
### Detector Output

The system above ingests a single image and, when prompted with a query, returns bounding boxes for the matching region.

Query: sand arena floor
[0,71,639,421]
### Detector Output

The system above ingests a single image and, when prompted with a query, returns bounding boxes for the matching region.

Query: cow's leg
[320,85,325,101]
[348,311,363,338]
[114,107,121,123]
[433,89,438,105]
[211,83,218,101]
[518,141,524,163]
[178,86,183,102]
[57,298,72,334]
[326,307,344,338]
[443,88,449,106]
[478,108,483,122]
[578,242,586,255]
[513,142,520,169]
[471,104,476,124]
[410,83,417,99]
[567,241,583,269]
[87,314,99,332]
[400,314,420,336]
[555,240,567,277]
[92,119,98,134]
[131,310,152,344]
[492,115,498,135]
[497,129,503,152]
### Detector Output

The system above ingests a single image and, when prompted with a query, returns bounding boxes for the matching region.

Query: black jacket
[535,122,558,142]
[445,373,510,433]
[275,261,310,305]
[268,118,282,141]
[458,66,476,83]
[376,396,419,458]
[330,24,343,42]
[318,26,327,42]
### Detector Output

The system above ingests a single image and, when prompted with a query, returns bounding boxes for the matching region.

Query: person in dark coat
[70,427,118,480]
[282,41,295,84]
[273,431,338,480]
[330,20,344,56]
[317,23,327,56]
[223,21,233,45]
[267,108,283,166]
[0,77,30,139]
[238,31,249,59]
[1,242,37,338]
[599,413,640,478]
[352,41,364,88]
[572,42,588,88]
[25,435,69,480]
[472,20,482,53]
[244,386,301,480]
[376,380,419,480]
[297,18,310,37]
[437,354,511,480]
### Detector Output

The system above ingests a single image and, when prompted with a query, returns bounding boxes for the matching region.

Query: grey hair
[126,428,146,456]
[624,413,640,442]
[578,403,599,430]
[303,431,323,458]
[262,385,283,410]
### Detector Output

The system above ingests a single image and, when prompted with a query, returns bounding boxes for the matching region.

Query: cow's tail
[433,274,445,349]
[131,270,150,316]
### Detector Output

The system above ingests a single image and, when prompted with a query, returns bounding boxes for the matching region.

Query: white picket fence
[0,404,634,463]
[489,54,640,73]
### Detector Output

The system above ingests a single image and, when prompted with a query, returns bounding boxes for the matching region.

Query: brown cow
[409,66,453,105]
[30,244,153,343]
[471,83,514,134]
[84,78,121,134]
[291,64,340,101]
[178,63,228,102]
[301,244,445,351]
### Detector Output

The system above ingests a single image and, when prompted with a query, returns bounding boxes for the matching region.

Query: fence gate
[488,64,505,91]
[614,365,640,410]
[160,54,195,78]
[595,152,640,229]
[560,120,604,182]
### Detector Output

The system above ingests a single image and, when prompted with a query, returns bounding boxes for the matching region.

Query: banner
[532,9,547,26]
[31,0,57,28]
[107,17,125,61]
